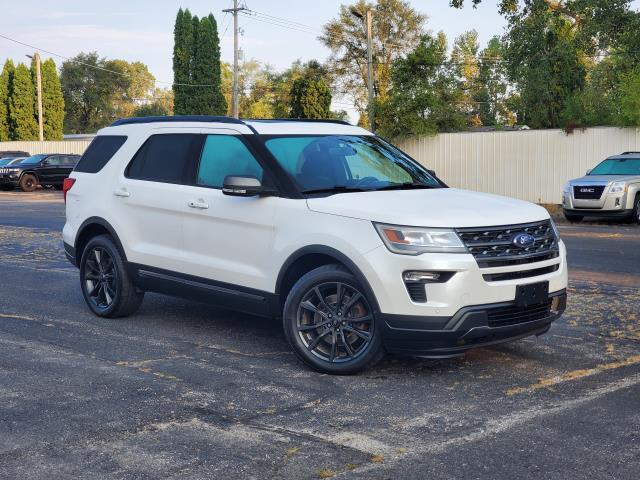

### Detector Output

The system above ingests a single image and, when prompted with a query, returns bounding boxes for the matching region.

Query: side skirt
[128,263,279,318]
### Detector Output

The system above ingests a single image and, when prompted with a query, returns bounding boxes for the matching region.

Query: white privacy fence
[396,127,640,204]
[0,140,91,156]
[3,127,640,204]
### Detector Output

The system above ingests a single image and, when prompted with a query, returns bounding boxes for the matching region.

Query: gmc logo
[580,188,595,193]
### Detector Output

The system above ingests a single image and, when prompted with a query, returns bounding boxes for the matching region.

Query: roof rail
[110,115,245,127]
[243,118,352,126]
[620,151,640,155]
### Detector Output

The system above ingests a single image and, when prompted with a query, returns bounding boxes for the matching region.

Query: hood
[570,174,640,184]
[306,188,549,228]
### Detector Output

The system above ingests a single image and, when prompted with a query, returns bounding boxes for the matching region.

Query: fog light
[403,271,441,283]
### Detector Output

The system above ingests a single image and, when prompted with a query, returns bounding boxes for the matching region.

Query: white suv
[63,116,568,374]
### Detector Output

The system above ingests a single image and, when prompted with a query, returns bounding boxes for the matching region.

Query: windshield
[18,154,47,165]
[590,158,640,175]
[0,158,14,166]
[264,135,441,193]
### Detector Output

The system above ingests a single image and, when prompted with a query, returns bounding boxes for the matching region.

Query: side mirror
[42,160,50,166]
[222,175,274,197]
[427,169,436,177]
[586,169,592,175]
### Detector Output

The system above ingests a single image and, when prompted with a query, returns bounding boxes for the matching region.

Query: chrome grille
[573,185,605,200]
[456,220,559,268]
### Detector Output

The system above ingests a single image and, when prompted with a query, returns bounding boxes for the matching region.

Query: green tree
[9,63,38,140]
[475,36,512,126]
[376,33,466,139]
[189,14,227,115]
[0,59,14,141]
[134,101,170,117]
[60,52,129,133]
[172,8,194,115]
[40,59,64,140]
[108,60,155,119]
[290,76,332,119]
[616,68,640,127]
[321,0,425,126]
[503,0,586,128]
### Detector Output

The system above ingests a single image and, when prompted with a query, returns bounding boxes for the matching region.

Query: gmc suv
[0,153,80,191]
[562,152,640,223]
[63,116,567,374]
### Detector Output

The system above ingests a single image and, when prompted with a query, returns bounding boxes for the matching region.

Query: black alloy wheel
[83,246,118,311]
[297,281,374,363]
[79,234,144,318]
[283,264,384,374]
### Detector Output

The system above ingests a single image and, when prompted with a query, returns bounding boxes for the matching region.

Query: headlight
[610,181,627,194]
[562,181,571,194]
[374,223,467,255]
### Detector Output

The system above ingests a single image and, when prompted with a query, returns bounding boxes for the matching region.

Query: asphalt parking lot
[0,191,638,480]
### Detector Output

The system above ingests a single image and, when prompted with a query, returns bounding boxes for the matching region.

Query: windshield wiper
[301,186,370,195]
[375,182,437,191]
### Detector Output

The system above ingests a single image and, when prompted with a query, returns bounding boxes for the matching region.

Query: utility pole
[223,0,246,118]
[365,10,374,133]
[350,7,375,132]
[27,53,44,141]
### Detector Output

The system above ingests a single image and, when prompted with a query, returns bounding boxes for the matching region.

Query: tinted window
[590,158,640,175]
[75,136,127,173]
[19,154,47,165]
[197,135,263,188]
[45,156,64,166]
[127,134,196,184]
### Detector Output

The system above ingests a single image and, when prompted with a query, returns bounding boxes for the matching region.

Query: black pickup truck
[0,154,80,191]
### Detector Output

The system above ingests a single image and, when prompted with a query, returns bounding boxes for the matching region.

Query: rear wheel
[563,212,583,223]
[283,264,384,374]
[19,174,38,192]
[80,235,144,318]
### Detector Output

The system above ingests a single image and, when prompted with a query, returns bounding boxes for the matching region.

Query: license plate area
[515,281,549,307]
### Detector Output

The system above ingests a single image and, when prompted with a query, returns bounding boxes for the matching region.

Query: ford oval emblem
[512,233,535,248]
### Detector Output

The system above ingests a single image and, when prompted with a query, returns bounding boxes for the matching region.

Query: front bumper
[563,207,634,219]
[0,175,19,186]
[378,289,566,356]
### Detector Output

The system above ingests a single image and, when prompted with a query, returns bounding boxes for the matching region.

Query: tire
[563,212,583,223]
[632,195,640,224]
[19,174,38,192]
[283,264,384,374]
[79,234,144,318]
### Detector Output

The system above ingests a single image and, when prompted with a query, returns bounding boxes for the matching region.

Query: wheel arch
[275,245,380,314]
[74,217,128,266]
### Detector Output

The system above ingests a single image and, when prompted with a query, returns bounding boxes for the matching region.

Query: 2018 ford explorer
[63,116,568,374]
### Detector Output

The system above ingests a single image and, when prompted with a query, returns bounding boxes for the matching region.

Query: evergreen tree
[40,59,64,140]
[290,77,332,119]
[190,14,227,115]
[172,8,194,114]
[0,59,14,141]
[9,63,38,140]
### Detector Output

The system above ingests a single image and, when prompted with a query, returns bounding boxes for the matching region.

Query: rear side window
[127,134,197,184]
[75,136,127,173]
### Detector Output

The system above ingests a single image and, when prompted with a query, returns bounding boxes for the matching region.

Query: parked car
[0,153,80,191]
[562,152,640,223]
[0,150,29,159]
[63,116,567,374]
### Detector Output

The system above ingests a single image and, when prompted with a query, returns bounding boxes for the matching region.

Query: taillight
[63,177,76,203]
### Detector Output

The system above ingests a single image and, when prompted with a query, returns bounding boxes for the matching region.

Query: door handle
[188,200,209,210]
[114,188,130,197]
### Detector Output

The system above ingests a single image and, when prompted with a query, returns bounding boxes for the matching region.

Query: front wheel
[631,195,640,224]
[19,174,38,192]
[80,235,144,318]
[283,265,384,374]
